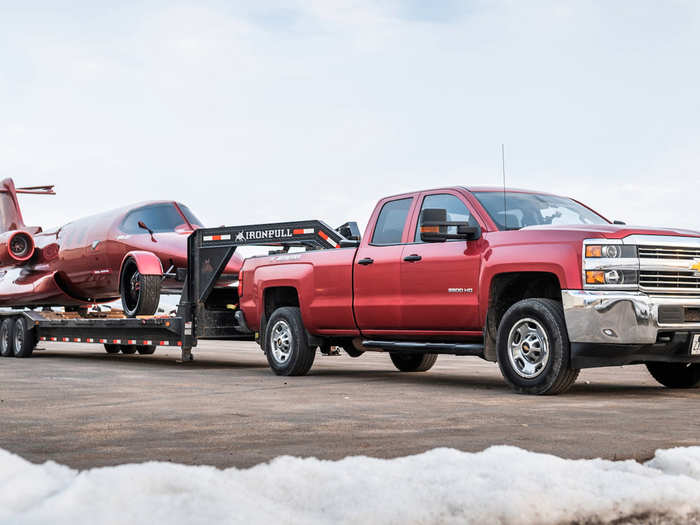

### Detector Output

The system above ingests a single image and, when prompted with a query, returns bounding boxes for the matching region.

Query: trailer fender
[120,251,163,276]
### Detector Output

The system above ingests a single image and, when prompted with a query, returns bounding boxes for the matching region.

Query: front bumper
[562,290,700,345]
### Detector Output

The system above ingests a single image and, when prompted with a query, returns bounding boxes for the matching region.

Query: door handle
[357,257,374,265]
[403,254,422,262]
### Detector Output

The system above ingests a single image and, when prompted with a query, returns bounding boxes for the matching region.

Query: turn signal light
[585,245,602,258]
[585,271,605,284]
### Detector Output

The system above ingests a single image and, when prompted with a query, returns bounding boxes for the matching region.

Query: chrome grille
[638,246,700,259]
[640,270,700,293]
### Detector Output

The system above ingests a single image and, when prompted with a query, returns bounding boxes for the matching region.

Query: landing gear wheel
[104,344,121,354]
[0,318,14,357]
[264,307,316,376]
[136,345,156,355]
[120,258,161,317]
[390,352,437,372]
[497,298,579,395]
[12,317,36,358]
[120,345,137,354]
[646,362,700,388]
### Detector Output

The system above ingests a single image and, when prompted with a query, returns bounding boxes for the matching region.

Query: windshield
[472,191,609,230]
[177,203,203,227]
[121,203,191,234]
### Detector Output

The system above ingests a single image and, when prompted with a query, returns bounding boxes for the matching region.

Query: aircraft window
[177,203,203,227]
[121,204,187,234]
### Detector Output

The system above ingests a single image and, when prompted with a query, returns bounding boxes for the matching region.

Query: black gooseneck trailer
[0,220,352,360]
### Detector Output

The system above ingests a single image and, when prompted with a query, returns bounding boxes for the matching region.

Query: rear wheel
[120,345,137,354]
[12,317,36,358]
[646,362,700,388]
[120,258,161,317]
[264,307,316,376]
[136,345,156,355]
[390,352,438,372]
[497,298,579,395]
[0,318,14,357]
[104,344,121,354]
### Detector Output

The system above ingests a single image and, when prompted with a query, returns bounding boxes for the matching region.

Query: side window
[414,194,475,242]
[371,198,413,245]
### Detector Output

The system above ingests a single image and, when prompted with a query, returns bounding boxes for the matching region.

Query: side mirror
[337,221,361,241]
[420,208,481,242]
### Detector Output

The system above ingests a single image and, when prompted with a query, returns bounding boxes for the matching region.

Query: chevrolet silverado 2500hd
[237,187,700,394]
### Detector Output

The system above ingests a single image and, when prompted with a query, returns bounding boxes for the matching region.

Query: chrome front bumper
[562,290,700,345]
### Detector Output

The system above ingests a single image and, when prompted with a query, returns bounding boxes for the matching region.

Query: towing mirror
[337,221,361,247]
[420,208,481,243]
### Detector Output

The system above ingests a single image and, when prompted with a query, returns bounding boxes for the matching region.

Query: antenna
[501,144,507,230]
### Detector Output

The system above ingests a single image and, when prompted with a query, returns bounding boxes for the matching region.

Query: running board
[361,340,484,356]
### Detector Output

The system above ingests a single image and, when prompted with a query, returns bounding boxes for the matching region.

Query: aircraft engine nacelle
[0,230,36,265]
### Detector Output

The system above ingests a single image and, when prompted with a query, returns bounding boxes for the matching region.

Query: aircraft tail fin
[0,178,55,233]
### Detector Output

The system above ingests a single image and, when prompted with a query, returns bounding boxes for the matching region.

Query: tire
[264,307,316,376]
[0,318,14,357]
[497,298,579,395]
[390,352,438,372]
[136,345,156,355]
[104,344,121,354]
[12,317,37,358]
[120,258,161,317]
[120,345,137,354]
[646,362,700,388]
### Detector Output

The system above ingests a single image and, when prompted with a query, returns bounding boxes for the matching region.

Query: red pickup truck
[237,186,700,394]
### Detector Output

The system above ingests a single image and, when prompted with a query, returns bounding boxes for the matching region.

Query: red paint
[240,186,700,340]
[0,178,242,308]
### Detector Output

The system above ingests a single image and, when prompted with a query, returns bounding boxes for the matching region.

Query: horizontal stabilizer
[14,185,56,195]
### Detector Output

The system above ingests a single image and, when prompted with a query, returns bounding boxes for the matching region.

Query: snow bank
[2,446,700,524]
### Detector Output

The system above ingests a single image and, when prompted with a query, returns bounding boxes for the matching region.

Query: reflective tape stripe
[203,234,231,242]
[318,230,340,248]
[293,228,314,235]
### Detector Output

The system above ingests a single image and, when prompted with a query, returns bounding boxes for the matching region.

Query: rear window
[371,198,412,245]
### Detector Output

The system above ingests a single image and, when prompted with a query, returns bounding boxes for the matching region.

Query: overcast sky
[2,1,700,234]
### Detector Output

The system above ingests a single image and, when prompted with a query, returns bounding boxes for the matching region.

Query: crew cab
[237,187,700,394]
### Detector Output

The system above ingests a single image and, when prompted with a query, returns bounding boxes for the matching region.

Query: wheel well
[264,287,300,320]
[484,272,562,361]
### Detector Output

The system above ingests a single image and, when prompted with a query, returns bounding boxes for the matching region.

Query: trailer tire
[0,318,14,357]
[265,307,316,376]
[646,362,700,388]
[12,317,36,358]
[390,352,438,372]
[120,345,137,354]
[137,345,156,355]
[120,258,161,317]
[104,344,121,354]
[497,298,579,395]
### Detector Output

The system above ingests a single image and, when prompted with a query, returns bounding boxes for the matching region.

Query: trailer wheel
[646,362,700,388]
[265,307,316,376]
[0,318,14,357]
[120,345,137,354]
[136,345,156,355]
[496,298,579,395]
[12,317,36,358]
[120,258,161,317]
[389,352,438,372]
[104,344,121,354]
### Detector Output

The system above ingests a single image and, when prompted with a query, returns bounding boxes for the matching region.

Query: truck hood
[521,224,700,240]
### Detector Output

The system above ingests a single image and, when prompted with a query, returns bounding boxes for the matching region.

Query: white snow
[2,446,700,524]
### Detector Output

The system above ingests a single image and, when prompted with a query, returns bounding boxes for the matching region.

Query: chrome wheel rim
[14,320,24,354]
[270,320,292,364]
[507,317,550,379]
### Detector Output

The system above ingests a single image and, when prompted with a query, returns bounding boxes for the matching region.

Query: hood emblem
[692,260,700,275]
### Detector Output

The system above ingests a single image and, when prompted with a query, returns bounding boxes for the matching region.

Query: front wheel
[120,258,161,317]
[264,307,316,376]
[646,362,700,388]
[497,298,579,395]
[390,352,437,372]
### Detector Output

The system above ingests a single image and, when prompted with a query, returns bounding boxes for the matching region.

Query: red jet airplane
[0,178,242,316]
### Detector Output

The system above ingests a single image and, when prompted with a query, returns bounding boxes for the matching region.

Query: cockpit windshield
[473,191,609,231]
[121,203,199,233]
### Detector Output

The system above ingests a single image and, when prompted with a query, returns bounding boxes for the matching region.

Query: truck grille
[640,270,700,293]
[638,246,700,259]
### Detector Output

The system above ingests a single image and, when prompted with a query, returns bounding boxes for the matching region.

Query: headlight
[583,240,639,290]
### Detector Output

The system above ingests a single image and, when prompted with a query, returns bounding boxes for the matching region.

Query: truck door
[399,192,482,331]
[353,196,416,334]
